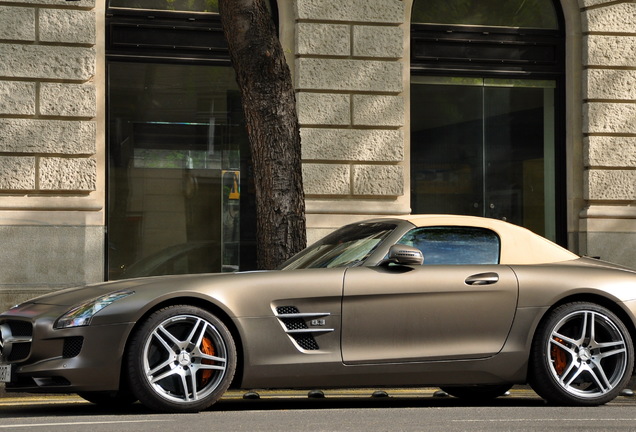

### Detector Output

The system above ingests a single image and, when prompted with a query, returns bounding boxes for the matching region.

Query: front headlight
[54,290,134,329]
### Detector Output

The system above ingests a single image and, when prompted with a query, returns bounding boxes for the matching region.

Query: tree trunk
[219,0,307,270]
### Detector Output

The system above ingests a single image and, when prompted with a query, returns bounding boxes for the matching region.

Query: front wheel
[529,302,633,406]
[126,305,237,412]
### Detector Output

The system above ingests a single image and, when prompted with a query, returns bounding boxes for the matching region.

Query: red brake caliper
[551,337,567,375]
[200,337,215,386]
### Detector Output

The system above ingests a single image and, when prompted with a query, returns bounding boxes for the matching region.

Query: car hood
[20,273,239,308]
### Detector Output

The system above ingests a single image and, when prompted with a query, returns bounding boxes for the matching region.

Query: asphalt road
[2,387,636,431]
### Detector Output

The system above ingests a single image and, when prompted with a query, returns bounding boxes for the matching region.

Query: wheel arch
[120,296,246,390]
[532,293,636,373]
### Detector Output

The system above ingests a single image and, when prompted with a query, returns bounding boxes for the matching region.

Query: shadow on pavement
[0,393,549,417]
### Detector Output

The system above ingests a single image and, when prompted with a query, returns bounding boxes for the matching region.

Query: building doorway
[410,0,565,243]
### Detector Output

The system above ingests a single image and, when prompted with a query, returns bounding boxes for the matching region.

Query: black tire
[439,385,512,401]
[529,302,633,406]
[78,390,137,408]
[126,305,237,412]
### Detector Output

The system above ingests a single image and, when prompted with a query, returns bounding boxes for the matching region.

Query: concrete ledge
[0,225,104,311]
[581,231,636,269]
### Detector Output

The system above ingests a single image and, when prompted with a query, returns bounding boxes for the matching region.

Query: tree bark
[219,0,306,270]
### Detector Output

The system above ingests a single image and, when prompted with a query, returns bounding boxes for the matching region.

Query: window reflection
[410,77,556,240]
[397,227,500,265]
[108,62,250,279]
[282,223,396,270]
[412,0,558,29]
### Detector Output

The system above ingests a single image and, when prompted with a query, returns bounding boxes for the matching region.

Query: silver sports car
[2,215,636,412]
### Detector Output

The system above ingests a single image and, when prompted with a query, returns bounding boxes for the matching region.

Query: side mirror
[385,244,424,266]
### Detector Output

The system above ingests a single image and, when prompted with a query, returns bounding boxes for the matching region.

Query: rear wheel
[439,385,512,401]
[126,305,237,412]
[529,302,633,406]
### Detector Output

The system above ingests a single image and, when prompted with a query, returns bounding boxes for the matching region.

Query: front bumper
[1,307,135,393]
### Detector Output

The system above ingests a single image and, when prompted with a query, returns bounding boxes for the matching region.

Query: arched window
[410,0,565,243]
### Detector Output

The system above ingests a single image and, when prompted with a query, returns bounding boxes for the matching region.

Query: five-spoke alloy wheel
[530,302,633,406]
[127,305,237,412]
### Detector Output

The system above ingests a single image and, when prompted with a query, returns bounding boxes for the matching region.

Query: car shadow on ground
[212,395,550,411]
[0,394,550,417]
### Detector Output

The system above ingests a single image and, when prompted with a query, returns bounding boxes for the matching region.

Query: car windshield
[281,223,397,269]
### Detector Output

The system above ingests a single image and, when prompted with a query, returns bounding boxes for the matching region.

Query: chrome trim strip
[285,328,334,334]
[275,312,331,319]
[4,335,32,344]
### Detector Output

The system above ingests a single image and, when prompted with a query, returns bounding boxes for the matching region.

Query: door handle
[465,272,499,285]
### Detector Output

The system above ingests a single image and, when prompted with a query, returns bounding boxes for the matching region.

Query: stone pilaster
[0,0,103,311]
[580,0,636,268]
[292,0,408,242]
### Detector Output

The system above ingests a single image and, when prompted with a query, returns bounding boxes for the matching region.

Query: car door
[341,226,519,364]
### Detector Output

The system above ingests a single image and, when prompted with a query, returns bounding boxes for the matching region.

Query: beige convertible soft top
[398,214,579,265]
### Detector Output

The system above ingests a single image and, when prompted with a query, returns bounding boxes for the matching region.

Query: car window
[281,223,396,269]
[396,226,500,265]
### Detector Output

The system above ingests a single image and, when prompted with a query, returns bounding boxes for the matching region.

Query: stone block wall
[292,0,408,243]
[580,0,636,267]
[0,0,96,193]
[0,0,102,311]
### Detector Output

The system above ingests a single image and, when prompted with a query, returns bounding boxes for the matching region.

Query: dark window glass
[411,77,557,241]
[397,227,500,265]
[108,62,252,279]
[412,0,558,29]
[411,78,484,218]
[109,0,218,12]
[410,0,565,245]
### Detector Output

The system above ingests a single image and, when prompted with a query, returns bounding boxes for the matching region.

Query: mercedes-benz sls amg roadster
[2,215,636,412]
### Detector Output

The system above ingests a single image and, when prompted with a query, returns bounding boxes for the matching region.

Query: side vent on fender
[275,306,334,351]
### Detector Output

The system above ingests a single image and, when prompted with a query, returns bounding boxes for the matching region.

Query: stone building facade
[0,0,635,311]
[580,0,636,266]
[0,0,103,311]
